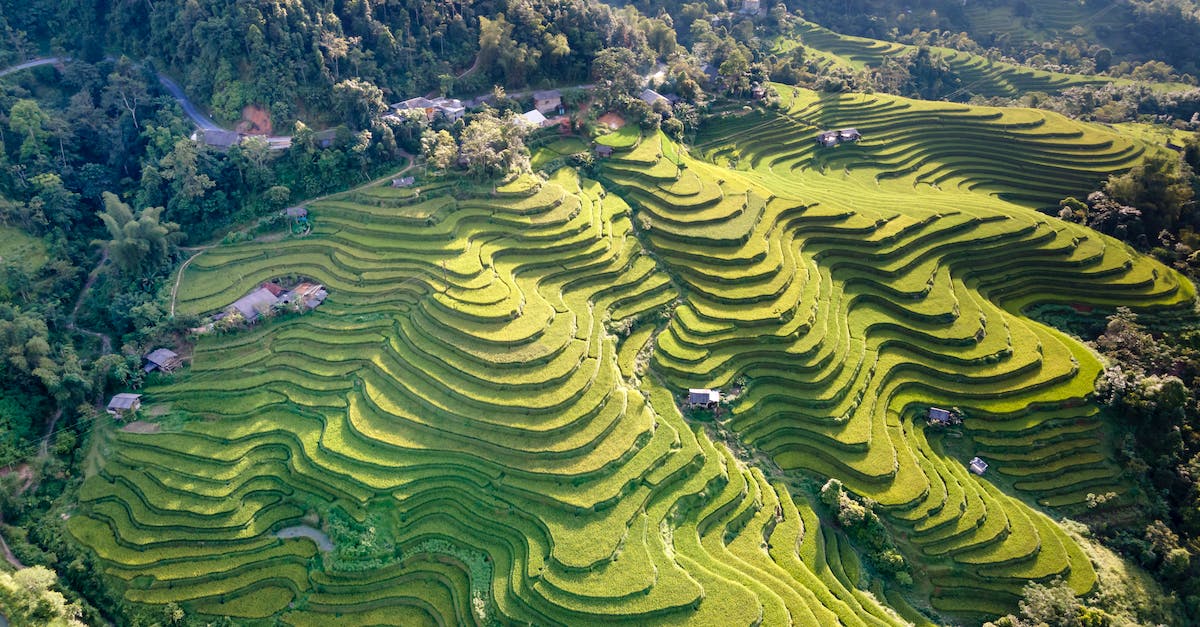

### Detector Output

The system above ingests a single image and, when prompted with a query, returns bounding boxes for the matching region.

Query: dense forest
[1,0,1199,624]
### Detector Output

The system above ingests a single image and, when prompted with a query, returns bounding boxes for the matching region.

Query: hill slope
[70,89,1193,624]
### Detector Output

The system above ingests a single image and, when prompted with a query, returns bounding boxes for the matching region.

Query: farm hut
[838,128,862,142]
[816,131,839,147]
[230,287,280,322]
[285,206,308,219]
[927,407,952,425]
[750,83,766,100]
[688,388,720,407]
[969,457,988,476]
[106,393,142,417]
[392,176,416,188]
[533,89,563,114]
[143,348,182,373]
[594,145,614,158]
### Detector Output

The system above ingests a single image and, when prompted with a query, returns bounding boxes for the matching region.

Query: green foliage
[0,566,86,627]
[96,192,182,278]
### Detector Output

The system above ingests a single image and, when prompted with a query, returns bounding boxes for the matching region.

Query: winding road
[2,57,293,149]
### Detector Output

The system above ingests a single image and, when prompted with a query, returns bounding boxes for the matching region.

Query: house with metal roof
[229,287,280,322]
[688,388,720,406]
[969,457,989,476]
[106,393,142,417]
[143,348,182,373]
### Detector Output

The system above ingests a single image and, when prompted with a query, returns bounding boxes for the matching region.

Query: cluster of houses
[214,281,328,325]
[816,128,862,147]
[105,347,182,417]
[387,89,569,130]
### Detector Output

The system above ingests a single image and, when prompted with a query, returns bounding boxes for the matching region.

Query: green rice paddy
[70,87,1194,624]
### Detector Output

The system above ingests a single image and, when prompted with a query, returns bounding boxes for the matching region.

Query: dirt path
[0,525,25,569]
[68,249,113,354]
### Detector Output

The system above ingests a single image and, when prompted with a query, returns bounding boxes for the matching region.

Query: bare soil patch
[598,112,626,130]
[238,105,273,135]
[121,421,162,434]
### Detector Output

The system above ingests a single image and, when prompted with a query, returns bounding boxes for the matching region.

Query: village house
[392,176,416,188]
[927,407,957,426]
[391,97,465,121]
[143,348,182,373]
[594,145,614,158]
[106,393,142,417]
[750,83,766,100]
[230,284,282,322]
[640,88,668,106]
[816,128,863,147]
[688,388,721,407]
[521,109,550,128]
[969,457,989,476]
[279,282,329,310]
[816,131,840,147]
[285,206,308,219]
[533,89,563,114]
[194,128,240,150]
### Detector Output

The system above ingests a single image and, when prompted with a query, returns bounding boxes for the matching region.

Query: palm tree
[95,192,183,277]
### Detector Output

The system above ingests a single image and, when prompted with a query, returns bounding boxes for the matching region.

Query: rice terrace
[3,1,1200,625]
[61,85,1192,625]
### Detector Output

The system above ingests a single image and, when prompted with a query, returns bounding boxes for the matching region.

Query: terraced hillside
[70,88,1193,625]
[786,20,1118,98]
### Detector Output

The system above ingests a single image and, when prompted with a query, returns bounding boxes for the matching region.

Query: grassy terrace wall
[72,88,1192,625]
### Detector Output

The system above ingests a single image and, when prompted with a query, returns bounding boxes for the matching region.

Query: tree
[96,192,182,277]
[592,48,642,105]
[1104,153,1194,238]
[457,110,530,180]
[422,129,458,173]
[332,79,387,131]
[0,566,86,627]
[8,99,51,162]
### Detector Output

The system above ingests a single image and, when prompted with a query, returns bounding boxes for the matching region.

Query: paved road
[156,73,222,132]
[0,56,62,78]
[2,57,292,149]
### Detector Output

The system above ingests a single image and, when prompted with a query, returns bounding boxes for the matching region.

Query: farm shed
[969,457,988,476]
[143,348,182,373]
[594,145,614,158]
[285,206,308,218]
[688,388,720,406]
[106,393,142,417]
[816,131,839,147]
[392,176,416,188]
